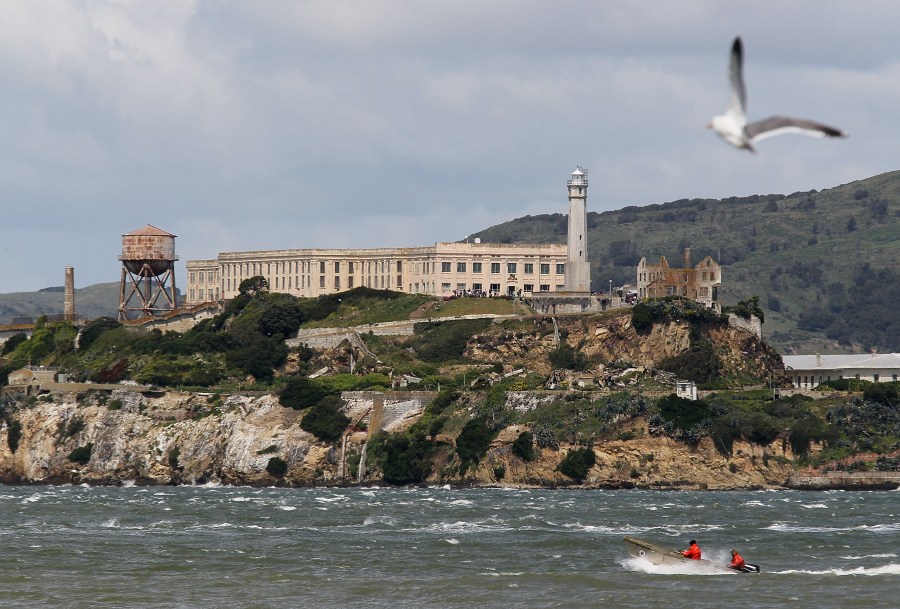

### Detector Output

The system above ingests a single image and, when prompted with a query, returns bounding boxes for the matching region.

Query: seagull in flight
[708,37,847,152]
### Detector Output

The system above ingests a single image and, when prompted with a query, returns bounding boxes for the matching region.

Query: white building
[782,353,900,388]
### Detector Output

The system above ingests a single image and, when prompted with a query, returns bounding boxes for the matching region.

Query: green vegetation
[300,395,351,443]
[266,456,288,477]
[558,447,596,482]
[512,431,537,462]
[455,417,497,473]
[67,443,93,465]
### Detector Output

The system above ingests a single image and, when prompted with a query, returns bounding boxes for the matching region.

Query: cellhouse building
[182,169,604,306]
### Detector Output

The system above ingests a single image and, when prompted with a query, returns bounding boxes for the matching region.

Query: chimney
[64,267,75,321]
[683,247,691,269]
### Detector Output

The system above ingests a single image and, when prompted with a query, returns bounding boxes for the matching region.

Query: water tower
[118,225,179,321]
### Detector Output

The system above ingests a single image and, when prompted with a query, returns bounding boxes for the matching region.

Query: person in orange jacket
[682,540,701,560]
[728,549,746,570]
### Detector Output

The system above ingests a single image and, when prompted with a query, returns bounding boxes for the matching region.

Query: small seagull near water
[708,37,848,152]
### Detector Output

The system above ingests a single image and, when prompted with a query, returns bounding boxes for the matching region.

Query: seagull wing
[727,37,747,122]
[747,116,848,143]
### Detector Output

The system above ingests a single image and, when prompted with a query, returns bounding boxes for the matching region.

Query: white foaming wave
[621,556,734,576]
[426,520,511,534]
[562,522,619,533]
[230,497,253,502]
[120,480,136,488]
[450,499,473,506]
[776,564,900,576]
[768,522,900,533]
[315,495,349,503]
[101,518,119,528]
[800,503,829,509]
[842,553,897,560]
[481,571,525,577]
[363,515,397,527]
[444,538,460,545]
[277,506,297,511]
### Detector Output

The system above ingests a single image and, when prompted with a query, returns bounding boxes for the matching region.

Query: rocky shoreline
[2,389,895,491]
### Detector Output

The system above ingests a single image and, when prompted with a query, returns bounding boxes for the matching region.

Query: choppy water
[1,485,897,608]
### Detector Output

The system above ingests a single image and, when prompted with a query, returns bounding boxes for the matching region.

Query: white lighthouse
[564,166,591,293]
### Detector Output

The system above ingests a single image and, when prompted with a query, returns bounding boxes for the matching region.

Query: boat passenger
[682,540,702,560]
[728,549,745,570]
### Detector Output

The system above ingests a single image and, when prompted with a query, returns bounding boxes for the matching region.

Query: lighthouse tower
[564,166,591,293]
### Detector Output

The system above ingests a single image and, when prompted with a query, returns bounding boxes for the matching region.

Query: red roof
[124,225,176,237]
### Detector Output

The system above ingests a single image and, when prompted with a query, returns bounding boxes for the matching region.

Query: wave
[775,564,900,576]
[842,553,897,560]
[767,522,900,533]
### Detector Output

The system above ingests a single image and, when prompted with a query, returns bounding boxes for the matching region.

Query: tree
[558,447,596,482]
[279,376,331,410]
[456,417,496,473]
[300,395,350,443]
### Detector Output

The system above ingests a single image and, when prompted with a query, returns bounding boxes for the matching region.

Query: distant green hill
[469,170,900,354]
[0,282,121,323]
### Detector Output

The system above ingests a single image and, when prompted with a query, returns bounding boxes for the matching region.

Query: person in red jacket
[728,549,746,570]
[682,540,701,560]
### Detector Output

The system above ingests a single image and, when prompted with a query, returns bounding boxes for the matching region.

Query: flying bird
[708,37,847,152]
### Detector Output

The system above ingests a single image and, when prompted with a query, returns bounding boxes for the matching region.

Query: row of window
[441,262,564,274]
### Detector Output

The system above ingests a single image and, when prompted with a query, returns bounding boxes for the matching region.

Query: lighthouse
[564,166,591,293]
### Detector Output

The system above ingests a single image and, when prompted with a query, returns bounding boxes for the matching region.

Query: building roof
[783,353,900,371]
[124,225,176,237]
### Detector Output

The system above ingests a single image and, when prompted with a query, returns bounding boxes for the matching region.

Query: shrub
[256,445,279,455]
[168,446,180,469]
[1,333,27,356]
[512,431,537,462]
[6,420,22,453]
[558,447,596,482]
[300,395,350,443]
[412,319,492,363]
[548,343,586,371]
[67,443,93,465]
[376,430,434,485]
[279,376,331,410]
[266,456,288,478]
[493,465,506,480]
[631,303,653,332]
[456,417,497,473]
[657,394,711,431]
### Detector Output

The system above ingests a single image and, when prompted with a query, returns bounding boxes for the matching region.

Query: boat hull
[623,536,759,573]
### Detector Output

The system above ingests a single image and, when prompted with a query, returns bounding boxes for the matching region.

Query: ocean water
[0,485,897,608]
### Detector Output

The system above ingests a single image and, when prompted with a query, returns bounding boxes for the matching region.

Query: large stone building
[636,248,721,311]
[782,353,900,388]
[186,241,568,305]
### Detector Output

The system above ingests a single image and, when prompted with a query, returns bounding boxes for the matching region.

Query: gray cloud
[0,1,897,292]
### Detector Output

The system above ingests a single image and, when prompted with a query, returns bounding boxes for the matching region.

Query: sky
[1,1,898,293]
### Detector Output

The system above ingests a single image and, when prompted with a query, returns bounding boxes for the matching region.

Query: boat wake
[621,556,735,576]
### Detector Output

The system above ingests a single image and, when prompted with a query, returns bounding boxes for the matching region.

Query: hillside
[470,170,900,354]
[0,282,121,323]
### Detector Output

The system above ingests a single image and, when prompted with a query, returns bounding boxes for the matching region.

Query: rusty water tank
[119,225,178,277]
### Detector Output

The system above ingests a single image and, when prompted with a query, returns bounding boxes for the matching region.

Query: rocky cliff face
[0,388,795,489]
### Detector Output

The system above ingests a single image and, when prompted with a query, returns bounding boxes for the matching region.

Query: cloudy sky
[2,1,898,293]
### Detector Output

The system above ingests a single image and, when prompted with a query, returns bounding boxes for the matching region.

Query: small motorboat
[623,536,760,573]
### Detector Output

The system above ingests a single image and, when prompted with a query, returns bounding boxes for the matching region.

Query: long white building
[783,353,900,388]
[186,241,568,305]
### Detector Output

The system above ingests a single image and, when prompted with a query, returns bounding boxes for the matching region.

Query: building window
[456,283,466,291]
[333,261,340,273]
[523,284,533,293]
[319,276,325,288]
[490,262,500,274]
[489,283,500,294]
[189,289,195,301]
[556,284,565,291]
[473,283,482,292]
[348,262,354,273]
[473,262,482,273]
[442,283,451,291]
[442,262,451,272]
[457,262,466,272]
[540,264,550,275]
[874,374,879,382]
[507,263,517,274]
[556,264,565,274]
[396,261,402,272]
[189,272,195,283]
[539,284,550,292]
[524,263,533,274]
[348,276,354,289]
[320,261,326,273]
[396,275,402,288]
